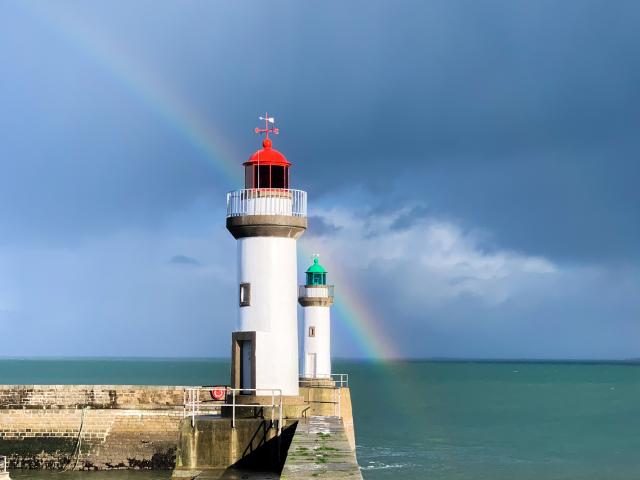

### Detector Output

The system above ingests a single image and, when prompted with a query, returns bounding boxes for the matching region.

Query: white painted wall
[243,196,293,216]
[302,305,331,379]
[237,236,299,396]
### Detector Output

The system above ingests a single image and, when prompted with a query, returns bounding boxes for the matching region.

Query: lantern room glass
[306,272,327,286]
[244,165,289,189]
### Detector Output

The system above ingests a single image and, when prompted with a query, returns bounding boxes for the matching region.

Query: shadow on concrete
[230,421,298,474]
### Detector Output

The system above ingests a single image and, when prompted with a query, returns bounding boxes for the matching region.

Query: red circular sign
[210,387,226,401]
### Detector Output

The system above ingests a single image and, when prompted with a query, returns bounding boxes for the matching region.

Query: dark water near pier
[1,358,640,479]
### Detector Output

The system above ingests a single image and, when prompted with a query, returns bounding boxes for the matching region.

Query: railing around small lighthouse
[298,374,349,418]
[226,188,307,217]
[298,284,334,299]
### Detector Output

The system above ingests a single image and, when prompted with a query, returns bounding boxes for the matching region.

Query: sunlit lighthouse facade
[226,115,307,397]
[299,257,334,379]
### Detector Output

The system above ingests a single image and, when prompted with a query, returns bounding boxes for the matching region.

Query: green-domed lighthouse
[306,257,328,286]
[298,256,334,379]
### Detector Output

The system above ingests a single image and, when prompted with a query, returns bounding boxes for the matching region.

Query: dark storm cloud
[1,0,639,359]
[307,216,341,236]
[2,0,639,261]
[390,206,432,231]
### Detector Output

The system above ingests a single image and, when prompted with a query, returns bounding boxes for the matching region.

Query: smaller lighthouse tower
[299,256,334,379]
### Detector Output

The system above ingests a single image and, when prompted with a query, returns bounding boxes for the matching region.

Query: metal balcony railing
[183,387,283,435]
[226,188,307,218]
[299,284,334,299]
[299,373,348,388]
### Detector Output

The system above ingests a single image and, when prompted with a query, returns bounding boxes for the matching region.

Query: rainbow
[20,4,398,360]
[21,2,243,185]
[325,265,399,359]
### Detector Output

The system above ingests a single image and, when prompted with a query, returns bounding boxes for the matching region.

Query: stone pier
[281,416,362,479]
[0,383,360,477]
[0,385,185,469]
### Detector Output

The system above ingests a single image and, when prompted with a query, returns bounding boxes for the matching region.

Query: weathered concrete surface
[226,215,307,239]
[299,387,355,451]
[175,469,279,479]
[174,417,296,474]
[221,395,306,420]
[0,385,185,409]
[281,416,362,479]
[0,385,184,470]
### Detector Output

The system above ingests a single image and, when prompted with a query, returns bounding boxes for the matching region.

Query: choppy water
[1,358,640,479]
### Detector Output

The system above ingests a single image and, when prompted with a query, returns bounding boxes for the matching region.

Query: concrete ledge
[174,417,297,472]
[281,416,362,479]
[221,395,306,419]
[298,297,334,307]
[299,379,335,388]
[299,387,356,451]
[226,215,307,239]
[0,385,185,409]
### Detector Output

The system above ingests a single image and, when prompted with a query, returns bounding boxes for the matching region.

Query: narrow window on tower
[308,326,316,337]
[244,165,254,189]
[258,165,270,188]
[239,283,251,307]
[271,166,285,188]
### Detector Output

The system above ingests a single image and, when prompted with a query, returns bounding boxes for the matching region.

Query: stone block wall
[0,385,186,470]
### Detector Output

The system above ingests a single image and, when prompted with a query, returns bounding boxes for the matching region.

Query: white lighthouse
[299,256,334,379]
[226,115,306,397]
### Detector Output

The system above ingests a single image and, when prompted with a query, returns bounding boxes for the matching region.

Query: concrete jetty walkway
[281,416,362,479]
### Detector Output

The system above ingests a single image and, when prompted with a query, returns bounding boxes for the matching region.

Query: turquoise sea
[1,358,640,480]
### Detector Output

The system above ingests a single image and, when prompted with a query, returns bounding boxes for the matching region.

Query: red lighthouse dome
[243,114,291,189]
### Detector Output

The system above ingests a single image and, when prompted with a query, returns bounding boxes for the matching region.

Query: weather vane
[255,112,279,139]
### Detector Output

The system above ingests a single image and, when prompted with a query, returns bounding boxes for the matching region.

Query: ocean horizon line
[0,355,638,364]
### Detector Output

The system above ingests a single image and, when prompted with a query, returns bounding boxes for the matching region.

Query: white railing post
[182,387,284,434]
[271,391,275,426]
[232,389,236,429]
[226,189,307,217]
[278,397,283,436]
[191,389,196,427]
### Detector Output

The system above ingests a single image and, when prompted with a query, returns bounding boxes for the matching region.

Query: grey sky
[0,0,638,359]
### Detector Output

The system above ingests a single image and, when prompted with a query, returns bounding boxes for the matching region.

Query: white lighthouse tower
[299,256,334,379]
[226,115,306,397]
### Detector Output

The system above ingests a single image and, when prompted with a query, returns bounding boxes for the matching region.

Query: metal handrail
[183,387,283,435]
[226,188,307,218]
[298,375,348,418]
[0,455,6,473]
[299,373,348,388]
[331,373,349,388]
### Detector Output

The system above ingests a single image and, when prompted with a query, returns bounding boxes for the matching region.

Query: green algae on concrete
[281,417,362,479]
